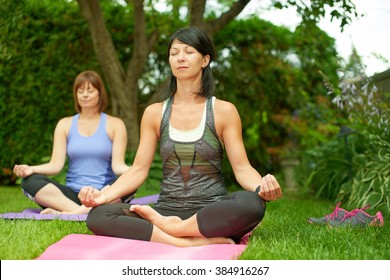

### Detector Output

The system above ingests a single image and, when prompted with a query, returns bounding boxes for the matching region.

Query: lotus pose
[79,27,283,247]
[13,70,131,215]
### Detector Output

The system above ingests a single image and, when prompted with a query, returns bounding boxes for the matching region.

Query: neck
[175,77,203,103]
[79,109,101,119]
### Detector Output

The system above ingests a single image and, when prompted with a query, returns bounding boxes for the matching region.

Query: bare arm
[215,99,282,201]
[13,117,69,177]
[79,103,162,206]
[107,115,130,175]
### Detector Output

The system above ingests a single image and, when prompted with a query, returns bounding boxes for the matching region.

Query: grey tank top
[155,96,227,210]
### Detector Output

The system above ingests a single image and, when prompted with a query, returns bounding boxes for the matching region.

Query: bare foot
[182,236,235,247]
[40,208,61,215]
[130,205,183,235]
[150,225,235,247]
[40,205,91,215]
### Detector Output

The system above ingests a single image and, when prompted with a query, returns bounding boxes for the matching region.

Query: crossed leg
[36,183,123,215]
[130,204,200,237]
[35,183,91,215]
[130,191,266,243]
[86,203,234,247]
[150,225,234,247]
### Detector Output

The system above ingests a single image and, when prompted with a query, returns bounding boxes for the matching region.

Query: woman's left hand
[78,186,108,207]
[257,174,283,201]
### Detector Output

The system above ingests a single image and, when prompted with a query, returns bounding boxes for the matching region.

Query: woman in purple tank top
[79,27,283,247]
[13,70,131,215]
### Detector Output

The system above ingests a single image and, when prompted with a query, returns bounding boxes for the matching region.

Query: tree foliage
[0,0,99,184]
[1,0,358,186]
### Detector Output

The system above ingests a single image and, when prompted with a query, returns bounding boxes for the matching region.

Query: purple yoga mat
[0,193,160,221]
[0,208,87,221]
[131,193,159,205]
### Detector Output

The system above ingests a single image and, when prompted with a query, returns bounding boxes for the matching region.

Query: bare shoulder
[214,98,239,117]
[213,98,241,139]
[144,102,163,116]
[54,116,73,137]
[56,116,73,129]
[141,102,164,137]
[141,102,164,125]
[106,114,126,129]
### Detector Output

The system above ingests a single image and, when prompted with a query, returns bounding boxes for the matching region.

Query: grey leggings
[86,191,266,243]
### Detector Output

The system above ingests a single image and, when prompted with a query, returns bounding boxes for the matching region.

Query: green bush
[302,72,390,216]
[0,0,98,184]
[299,133,358,200]
[338,134,390,216]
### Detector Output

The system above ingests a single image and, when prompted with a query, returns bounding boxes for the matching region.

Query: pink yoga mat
[37,234,247,260]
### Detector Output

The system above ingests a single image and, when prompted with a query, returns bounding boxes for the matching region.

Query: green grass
[1,186,389,260]
[0,186,91,260]
[241,195,390,260]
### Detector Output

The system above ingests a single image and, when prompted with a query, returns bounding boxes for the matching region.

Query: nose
[177,51,185,61]
[79,90,89,98]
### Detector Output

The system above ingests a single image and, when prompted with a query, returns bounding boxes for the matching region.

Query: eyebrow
[77,85,95,91]
[170,45,196,52]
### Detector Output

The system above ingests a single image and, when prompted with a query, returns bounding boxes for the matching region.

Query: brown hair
[72,70,108,113]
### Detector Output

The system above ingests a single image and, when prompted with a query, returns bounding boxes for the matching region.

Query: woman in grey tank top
[79,27,283,247]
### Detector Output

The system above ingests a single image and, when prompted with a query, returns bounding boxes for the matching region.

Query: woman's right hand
[78,186,108,207]
[13,164,33,178]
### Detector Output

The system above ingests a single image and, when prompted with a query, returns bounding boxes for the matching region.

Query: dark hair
[72,70,108,113]
[162,26,216,99]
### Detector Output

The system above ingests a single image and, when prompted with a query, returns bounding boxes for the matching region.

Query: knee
[86,205,109,235]
[236,191,266,223]
[86,204,123,236]
[21,174,45,195]
[21,174,37,188]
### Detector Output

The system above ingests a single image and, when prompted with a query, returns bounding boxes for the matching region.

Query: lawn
[0,186,389,260]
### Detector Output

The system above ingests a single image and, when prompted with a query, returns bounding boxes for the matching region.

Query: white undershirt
[162,96,216,142]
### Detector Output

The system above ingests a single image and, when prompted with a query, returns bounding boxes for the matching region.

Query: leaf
[375,202,389,216]
[373,176,385,194]
[369,177,382,193]
[379,163,390,176]
[354,169,365,182]
[362,192,383,209]
[360,170,377,183]
[357,181,371,198]
[352,154,368,166]
[339,180,352,194]
[377,148,386,161]
[387,198,390,215]
[385,178,390,192]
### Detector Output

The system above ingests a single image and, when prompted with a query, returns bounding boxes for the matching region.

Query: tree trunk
[77,0,251,150]
[78,0,155,150]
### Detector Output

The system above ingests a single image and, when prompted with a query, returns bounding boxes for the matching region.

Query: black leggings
[21,174,81,208]
[86,191,266,243]
[21,174,134,209]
